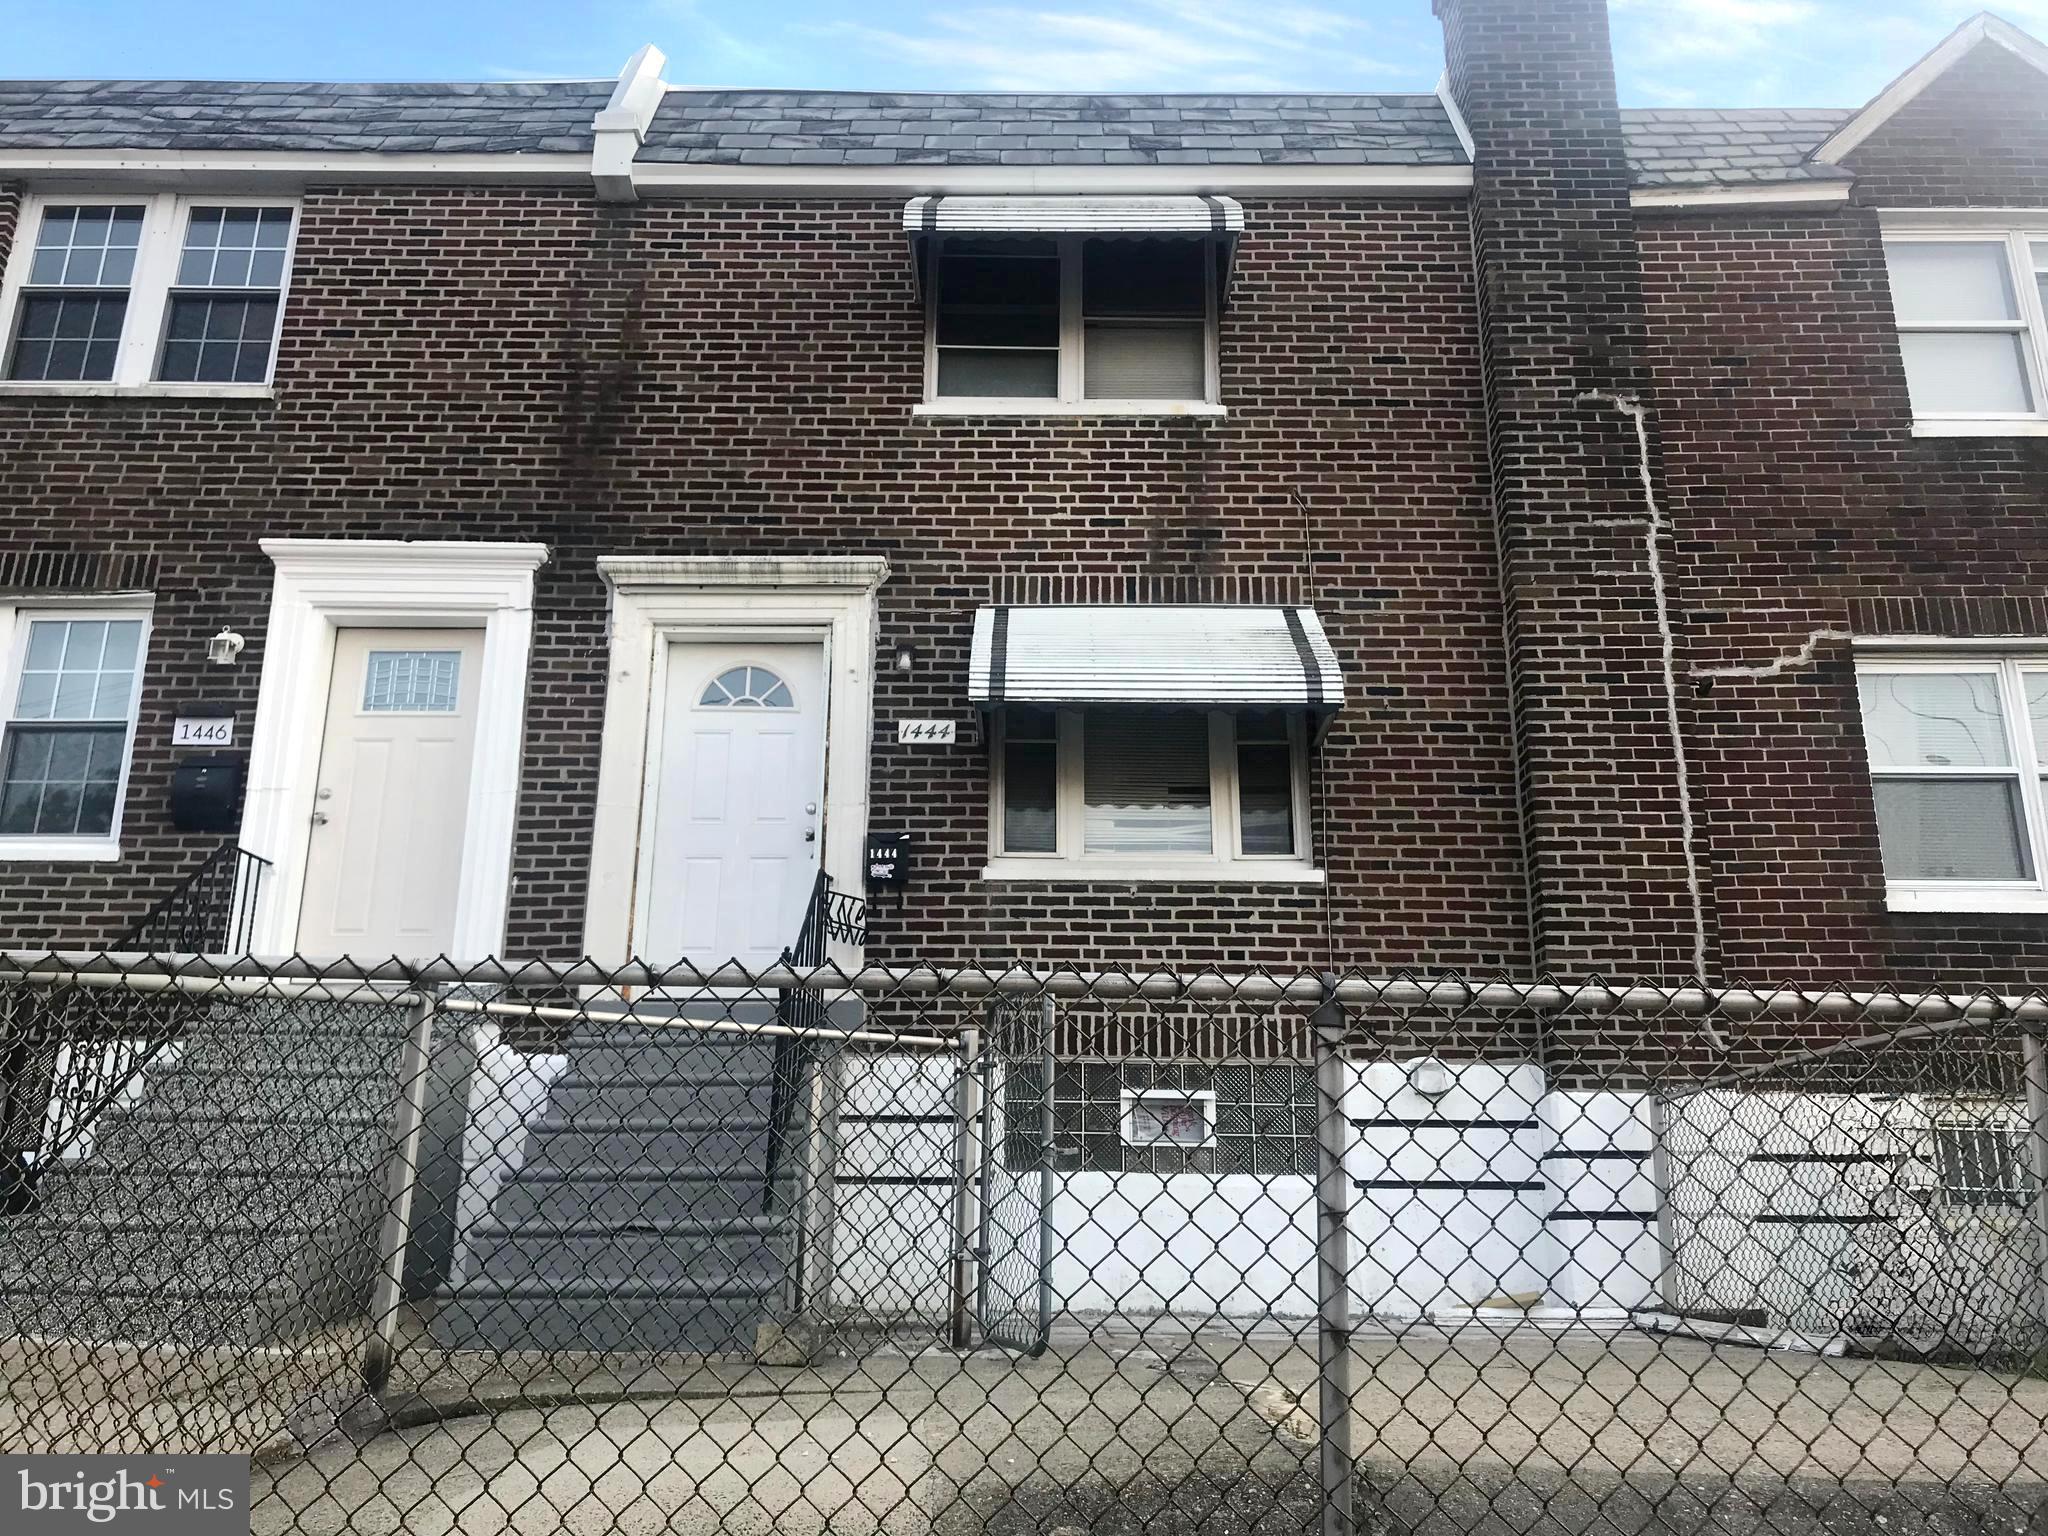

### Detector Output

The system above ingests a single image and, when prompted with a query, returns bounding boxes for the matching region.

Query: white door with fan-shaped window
[642,642,828,968]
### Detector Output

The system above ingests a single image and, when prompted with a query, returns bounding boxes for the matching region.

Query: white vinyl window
[926,235,1218,409]
[0,192,298,391]
[0,607,151,861]
[987,705,1314,881]
[1856,656,2048,911]
[1882,228,2048,431]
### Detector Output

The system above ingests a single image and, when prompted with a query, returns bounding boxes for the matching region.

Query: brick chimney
[1436,0,1709,982]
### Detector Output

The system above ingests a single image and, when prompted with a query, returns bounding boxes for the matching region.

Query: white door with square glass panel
[296,628,484,960]
[643,643,827,968]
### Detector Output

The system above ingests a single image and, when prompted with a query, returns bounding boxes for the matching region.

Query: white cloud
[813,1,1405,92]
[1609,0,1821,64]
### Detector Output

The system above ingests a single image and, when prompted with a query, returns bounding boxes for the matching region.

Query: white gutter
[1630,181,1853,212]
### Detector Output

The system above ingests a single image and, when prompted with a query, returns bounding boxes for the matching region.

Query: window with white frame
[990,705,1309,876]
[928,235,1217,406]
[1882,229,2048,427]
[0,611,150,856]
[1855,656,2048,907]
[1,193,296,388]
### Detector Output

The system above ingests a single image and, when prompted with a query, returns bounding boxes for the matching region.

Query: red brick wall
[0,187,1532,974]
[1643,199,2048,983]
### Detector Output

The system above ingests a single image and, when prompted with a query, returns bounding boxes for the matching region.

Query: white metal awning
[967,606,1345,710]
[902,194,1244,237]
[903,195,1244,297]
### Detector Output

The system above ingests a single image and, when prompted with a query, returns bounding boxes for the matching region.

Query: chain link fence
[2,952,2045,1534]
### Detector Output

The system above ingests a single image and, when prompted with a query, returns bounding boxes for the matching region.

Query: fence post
[1313,975,1356,1536]
[950,1019,985,1350]
[362,987,437,1397]
[2025,1024,2048,1338]
[1035,997,1057,1351]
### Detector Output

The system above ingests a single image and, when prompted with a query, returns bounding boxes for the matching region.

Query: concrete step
[544,1036,785,1082]
[25,1164,365,1225]
[544,1078,778,1120]
[519,1117,778,1172]
[426,1291,776,1355]
[460,1219,793,1290]
[485,1172,791,1227]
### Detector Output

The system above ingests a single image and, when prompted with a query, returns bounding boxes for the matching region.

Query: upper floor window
[1883,228,2048,432]
[1856,655,2048,911]
[0,193,297,390]
[927,235,1217,409]
[0,608,151,860]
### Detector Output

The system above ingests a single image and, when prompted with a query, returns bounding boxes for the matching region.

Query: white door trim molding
[241,538,549,962]
[585,555,889,967]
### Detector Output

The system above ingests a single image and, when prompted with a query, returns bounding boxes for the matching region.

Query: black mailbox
[865,832,910,890]
[169,754,246,833]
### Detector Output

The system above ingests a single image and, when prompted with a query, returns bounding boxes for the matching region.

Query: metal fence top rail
[10,951,2048,1027]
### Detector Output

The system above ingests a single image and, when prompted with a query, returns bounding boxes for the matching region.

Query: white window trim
[984,706,1320,884]
[1858,651,2048,914]
[0,597,153,862]
[1120,1088,1218,1149]
[1881,221,2048,434]
[239,539,547,961]
[583,556,889,969]
[923,231,1221,413]
[0,189,300,396]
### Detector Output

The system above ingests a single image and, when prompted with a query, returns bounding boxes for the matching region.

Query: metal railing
[116,841,270,956]
[0,951,2044,1536]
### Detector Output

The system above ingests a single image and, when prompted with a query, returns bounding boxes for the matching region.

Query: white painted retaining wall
[828,1054,1668,1324]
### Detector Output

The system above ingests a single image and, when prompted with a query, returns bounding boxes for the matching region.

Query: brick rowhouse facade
[2,3,2047,992]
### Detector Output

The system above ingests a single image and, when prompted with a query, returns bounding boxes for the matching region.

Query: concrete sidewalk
[211,1318,2048,1533]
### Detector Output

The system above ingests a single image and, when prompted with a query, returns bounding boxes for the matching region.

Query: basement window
[989,706,1313,881]
[0,192,297,392]
[0,608,151,861]
[927,235,1218,410]
[1856,656,2048,912]
[1883,226,2048,433]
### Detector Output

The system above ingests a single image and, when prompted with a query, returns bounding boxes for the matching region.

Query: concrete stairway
[429,1017,805,1356]
[0,998,410,1345]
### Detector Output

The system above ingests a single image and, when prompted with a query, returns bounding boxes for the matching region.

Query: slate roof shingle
[636,90,1468,167]
[0,79,1863,189]
[1620,107,1855,186]
[0,79,612,155]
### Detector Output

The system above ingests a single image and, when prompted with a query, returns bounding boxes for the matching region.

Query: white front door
[296,627,484,960]
[642,641,828,969]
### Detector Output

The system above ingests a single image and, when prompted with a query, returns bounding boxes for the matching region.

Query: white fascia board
[594,43,668,203]
[1878,206,2048,232]
[1813,13,2048,166]
[627,162,1474,198]
[1629,181,1854,212]
[1434,71,1476,163]
[0,149,592,188]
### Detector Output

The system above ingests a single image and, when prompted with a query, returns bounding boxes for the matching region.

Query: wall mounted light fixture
[206,628,246,666]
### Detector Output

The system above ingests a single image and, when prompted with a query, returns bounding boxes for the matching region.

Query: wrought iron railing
[765,871,863,1217]
[2,844,271,1201]
[116,842,271,956]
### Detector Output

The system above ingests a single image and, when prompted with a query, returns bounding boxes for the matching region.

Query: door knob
[805,802,818,815]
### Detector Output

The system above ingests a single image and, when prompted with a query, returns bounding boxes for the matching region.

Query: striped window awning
[968,606,1345,710]
[903,195,1244,296]
[902,194,1244,237]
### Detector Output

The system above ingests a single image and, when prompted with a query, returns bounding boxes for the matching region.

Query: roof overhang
[968,605,1345,712]
[1629,180,1854,213]
[1813,12,2048,167]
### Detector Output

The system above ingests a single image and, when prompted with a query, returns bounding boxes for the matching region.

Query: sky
[1,0,2043,107]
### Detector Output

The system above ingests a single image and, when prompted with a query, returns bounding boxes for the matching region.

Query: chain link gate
[2,954,2047,1535]
[973,996,1055,1355]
